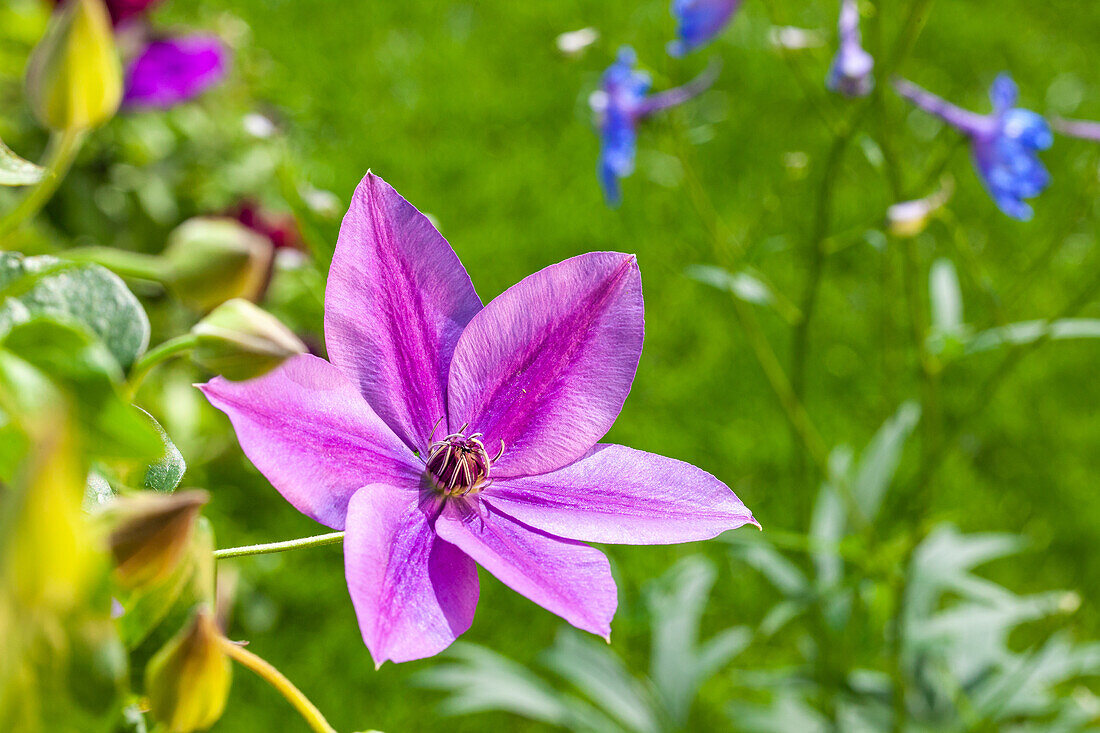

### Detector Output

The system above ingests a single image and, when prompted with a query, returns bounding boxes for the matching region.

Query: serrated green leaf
[0,251,149,369]
[0,137,45,186]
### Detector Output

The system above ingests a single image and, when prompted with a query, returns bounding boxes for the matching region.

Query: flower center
[424,428,502,497]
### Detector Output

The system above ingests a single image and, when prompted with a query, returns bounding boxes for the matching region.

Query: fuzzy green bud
[162,218,274,311]
[25,0,122,131]
[145,608,232,733]
[191,299,307,380]
[104,490,208,590]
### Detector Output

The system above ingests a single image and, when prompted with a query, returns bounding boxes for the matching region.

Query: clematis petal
[344,486,479,666]
[436,500,617,638]
[447,252,644,479]
[123,36,229,109]
[325,173,482,453]
[482,444,757,544]
[198,354,420,529]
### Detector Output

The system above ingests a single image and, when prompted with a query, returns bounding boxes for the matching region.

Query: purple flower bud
[894,74,1052,220]
[123,35,229,109]
[826,0,874,97]
[668,0,741,57]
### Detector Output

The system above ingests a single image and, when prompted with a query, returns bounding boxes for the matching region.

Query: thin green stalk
[790,130,857,405]
[213,531,345,560]
[219,638,340,733]
[0,128,84,244]
[126,333,198,398]
[66,245,170,282]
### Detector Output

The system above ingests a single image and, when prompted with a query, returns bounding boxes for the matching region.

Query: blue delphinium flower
[894,74,1053,220]
[590,47,716,205]
[668,0,741,57]
[826,0,874,97]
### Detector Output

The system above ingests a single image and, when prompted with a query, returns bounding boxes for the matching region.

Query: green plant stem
[0,128,84,244]
[126,333,198,398]
[65,245,170,281]
[790,130,857,409]
[213,531,346,560]
[219,638,339,733]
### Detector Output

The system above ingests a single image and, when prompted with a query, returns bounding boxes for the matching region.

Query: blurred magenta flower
[894,74,1052,220]
[668,0,741,56]
[53,0,161,27]
[123,36,229,109]
[104,0,160,25]
[200,173,757,665]
[826,0,874,97]
[232,199,305,253]
[591,47,716,205]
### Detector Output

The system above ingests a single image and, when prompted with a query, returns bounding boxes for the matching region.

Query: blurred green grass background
[158,1,1100,730]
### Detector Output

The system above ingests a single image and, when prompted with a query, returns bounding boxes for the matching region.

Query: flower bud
[191,298,307,380]
[145,607,231,733]
[162,217,273,311]
[105,490,208,590]
[26,0,122,131]
[886,178,953,238]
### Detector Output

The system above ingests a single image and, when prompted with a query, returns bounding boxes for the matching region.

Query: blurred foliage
[1,0,1099,731]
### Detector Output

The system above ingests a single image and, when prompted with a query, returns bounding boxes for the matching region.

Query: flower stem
[126,333,199,398]
[0,128,84,244]
[219,638,339,733]
[213,531,345,560]
[66,245,170,281]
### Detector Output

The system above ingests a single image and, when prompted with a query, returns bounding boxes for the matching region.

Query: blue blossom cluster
[588,0,1098,219]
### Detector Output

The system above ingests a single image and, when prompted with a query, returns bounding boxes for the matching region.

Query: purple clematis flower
[826,0,874,97]
[668,0,741,57]
[123,35,229,109]
[200,173,757,666]
[894,74,1053,220]
[591,47,716,206]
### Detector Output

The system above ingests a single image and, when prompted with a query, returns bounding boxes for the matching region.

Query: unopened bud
[886,177,954,238]
[162,217,273,311]
[26,0,122,131]
[191,298,306,380]
[106,489,208,589]
[145,607,231,733]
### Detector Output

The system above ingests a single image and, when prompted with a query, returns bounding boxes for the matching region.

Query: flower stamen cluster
[424,424,504,497]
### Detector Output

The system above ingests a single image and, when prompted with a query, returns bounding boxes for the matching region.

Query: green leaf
[852,401,921,521]
[542,630,660,733]
[415,643,579,726]
[929,258,964,334]
[686,264,802,323]
[0,251,150,369]
[130,408,186,492]
[966,318,1100,354]
[0,318,160,461]
[0,137,45,186]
